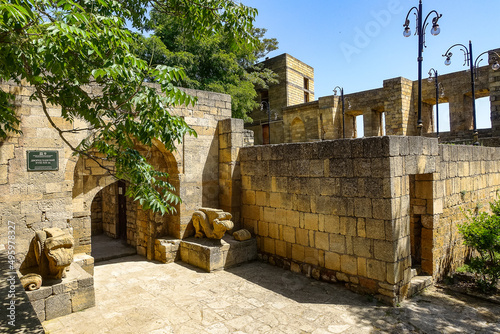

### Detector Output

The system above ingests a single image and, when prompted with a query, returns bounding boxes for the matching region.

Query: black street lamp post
[427,68,444,139]
[333,86,346,139]
[261,100,271,144]
[443,41,500,145]
[403,0,442,135]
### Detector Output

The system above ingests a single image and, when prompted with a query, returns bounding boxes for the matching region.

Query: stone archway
[70,141,182,260]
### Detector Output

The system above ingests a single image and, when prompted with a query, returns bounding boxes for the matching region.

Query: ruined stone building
[248,50,500,146]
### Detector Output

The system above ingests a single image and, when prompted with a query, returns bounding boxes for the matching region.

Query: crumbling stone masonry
[239,137,500,304]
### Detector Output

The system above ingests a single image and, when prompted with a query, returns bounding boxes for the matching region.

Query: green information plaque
[27,151,59,171]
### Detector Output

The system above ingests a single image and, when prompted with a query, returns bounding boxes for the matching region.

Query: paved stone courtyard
[42,255,500,334]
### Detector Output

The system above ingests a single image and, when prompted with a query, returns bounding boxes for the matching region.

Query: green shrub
[458,199,500,292]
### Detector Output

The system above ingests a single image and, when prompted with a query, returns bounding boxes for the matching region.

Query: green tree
[134,11,278,121]
[0,0,258,214]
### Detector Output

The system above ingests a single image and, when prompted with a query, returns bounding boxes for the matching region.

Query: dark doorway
[117,180,127,240]
[262,124,270,145]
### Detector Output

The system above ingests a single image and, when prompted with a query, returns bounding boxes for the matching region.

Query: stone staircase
[407,266,433,298]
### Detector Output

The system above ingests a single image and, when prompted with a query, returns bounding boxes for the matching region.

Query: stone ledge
[407,275,433,299]
[155,235,257,272]
[180,235,258,272]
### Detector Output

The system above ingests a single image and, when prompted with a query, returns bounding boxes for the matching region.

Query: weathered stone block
[340,255,357,275]
[367,259,386,281]
[340,217,357,236]
[354,198,372,218]
[374,240,397,262]
[323,215,340,234]
[357,257,367,277]
[353,237,372,258]
[324,251,340,271]
[31,299,45,322]
[329,234,345,253]
[27,286,52,302]
[296,228,309,247]
[304,213,318,230]
[52,280,78,295]
[71,286,95,312]
[372,199,392,220]
[314,231,329,251]
[283,226,296,243]
[365,219,386,240]
[304,247,319,266]
[292,244,305,262]
[45,293,71,320]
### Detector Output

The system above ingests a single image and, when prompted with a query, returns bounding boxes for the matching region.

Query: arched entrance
[71,140,182,261]
[91,180,130,240]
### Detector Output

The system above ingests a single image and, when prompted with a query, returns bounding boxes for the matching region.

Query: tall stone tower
[245,53,314,145]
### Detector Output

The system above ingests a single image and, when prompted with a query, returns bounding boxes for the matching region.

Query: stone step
[91,235,136,263]
[407,275,433,298]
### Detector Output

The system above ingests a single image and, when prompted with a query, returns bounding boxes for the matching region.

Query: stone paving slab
[42,255,500,334]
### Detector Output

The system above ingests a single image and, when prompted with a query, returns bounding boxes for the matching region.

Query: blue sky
[244,0,500,132]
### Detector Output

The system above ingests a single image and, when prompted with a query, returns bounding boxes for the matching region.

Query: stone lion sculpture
[192,208,234,239]
[21,227,74,286]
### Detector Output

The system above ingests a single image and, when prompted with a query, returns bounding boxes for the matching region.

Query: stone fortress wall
[239,137,500,304]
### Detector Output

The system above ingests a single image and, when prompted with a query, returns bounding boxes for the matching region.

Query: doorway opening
[409,174,434,275]
[90,180,136,262]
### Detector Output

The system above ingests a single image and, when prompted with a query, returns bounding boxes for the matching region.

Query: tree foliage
[134,10,278,121]
[459,199,500,292]
[0,0,258,214]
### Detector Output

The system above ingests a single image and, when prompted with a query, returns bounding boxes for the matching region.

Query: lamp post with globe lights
[442,41,500,145]
[403,0,442,135]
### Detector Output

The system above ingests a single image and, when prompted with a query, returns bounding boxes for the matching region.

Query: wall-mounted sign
[27,151,59,171]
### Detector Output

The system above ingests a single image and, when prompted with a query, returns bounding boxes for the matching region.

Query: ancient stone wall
[0,80,234,267]
[239,137,500,303]
[432,144,500,278]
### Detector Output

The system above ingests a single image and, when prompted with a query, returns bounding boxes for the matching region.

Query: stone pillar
[421,102,434,134]
[449,94,473,133]
[363,108,382,137]
[383,77,414,136]
[345,114,357,139]
[318,96,340,140]
[219,118,244,231]
[490,49,500,136]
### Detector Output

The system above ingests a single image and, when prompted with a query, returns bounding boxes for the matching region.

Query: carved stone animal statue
[192,208,234,239]
[31,227,74,280]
